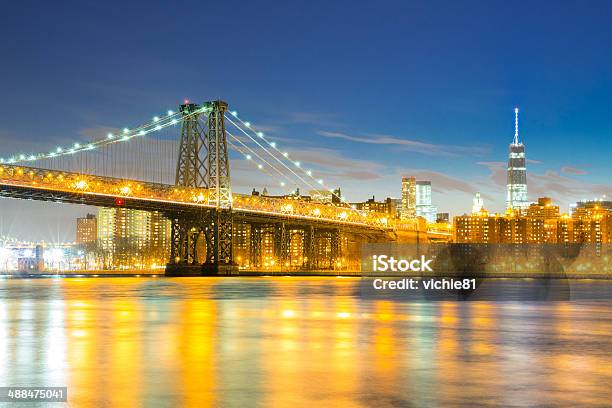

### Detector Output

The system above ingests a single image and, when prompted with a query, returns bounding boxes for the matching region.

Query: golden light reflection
[0,278,610,407]
[177,298,217,408]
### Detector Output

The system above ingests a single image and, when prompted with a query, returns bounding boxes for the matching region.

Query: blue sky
[1,0,611,241]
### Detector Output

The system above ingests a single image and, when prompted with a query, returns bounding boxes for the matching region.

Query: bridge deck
[0,164,434,235]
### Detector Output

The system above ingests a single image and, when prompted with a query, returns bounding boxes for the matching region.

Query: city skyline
[0,100,609,242]
[1,1,612,240]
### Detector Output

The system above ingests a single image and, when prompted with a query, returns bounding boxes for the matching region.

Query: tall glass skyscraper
[506,108,529,210]
[416,181,438,223]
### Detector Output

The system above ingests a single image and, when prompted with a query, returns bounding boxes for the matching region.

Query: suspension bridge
[0,100,450,275]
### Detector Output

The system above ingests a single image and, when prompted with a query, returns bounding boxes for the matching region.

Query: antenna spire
[514,107,519,145]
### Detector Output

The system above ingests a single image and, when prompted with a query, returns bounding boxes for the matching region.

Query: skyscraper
[400,176,416,219]
[506,107,529,210]
[415,181,438,223]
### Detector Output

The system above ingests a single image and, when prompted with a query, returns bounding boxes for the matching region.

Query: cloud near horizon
[317,130,489,157]
[561,166,588,175]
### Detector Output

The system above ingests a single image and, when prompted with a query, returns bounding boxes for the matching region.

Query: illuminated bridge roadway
[0,163,454,233]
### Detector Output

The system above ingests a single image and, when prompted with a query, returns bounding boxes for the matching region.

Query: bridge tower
[167,100,237,276]
[175,103,208,188]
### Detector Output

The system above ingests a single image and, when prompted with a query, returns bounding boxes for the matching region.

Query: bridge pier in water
[165,209,239,276]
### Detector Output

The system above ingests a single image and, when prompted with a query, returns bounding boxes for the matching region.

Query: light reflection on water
[0,277,611,407]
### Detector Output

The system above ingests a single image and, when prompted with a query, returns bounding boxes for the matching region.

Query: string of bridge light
[226,112,345,202]
[225,118,372,221]
[223,116,324,193]
[226,131,299,189]
[193,109,299,191]
[226,133,376,223]
[0,106,208,165]
[226,137,297,191]
[224,110,346,203]
[227,131,346,207]
[223,112,380,221]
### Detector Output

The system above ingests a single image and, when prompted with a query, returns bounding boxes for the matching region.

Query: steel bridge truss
[170,100,235,274]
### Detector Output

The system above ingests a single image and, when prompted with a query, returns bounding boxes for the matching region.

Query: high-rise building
[97,208,171,267]
[415,181,437,223]
[400,176,416,219]
[507,107,529,210]
[149,211,172,265]
[76,213,97,244]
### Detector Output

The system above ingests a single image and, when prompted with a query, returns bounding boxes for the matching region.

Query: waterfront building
[454,197,612,244]
[454,212,544,244]
[97,208,171,268]
[233,222,250,267]
[149,211,172,266]
[454,209,491,243]
[76,213,97,244]
[526,197,559,218]
[556,214,573,243]
[526,197,560,242]
[400,176,417,220]
[573,199,612,212]
[507,108,530,210]
[571,201,612,244]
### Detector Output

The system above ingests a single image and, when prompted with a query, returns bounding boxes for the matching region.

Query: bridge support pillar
[166,214,204,276]
[249,224,263,269]
[165,209,238,276]
[303,226,316,270]
[201,209,238,275]
[331,229,342,270]
[274,223,291,269]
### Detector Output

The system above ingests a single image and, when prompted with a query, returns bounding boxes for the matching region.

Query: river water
[0,277,611,407]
